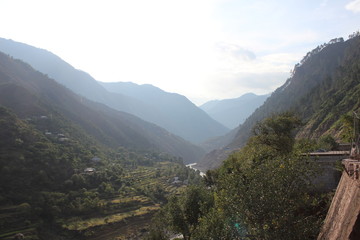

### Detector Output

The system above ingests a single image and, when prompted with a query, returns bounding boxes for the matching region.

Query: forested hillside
[0,52,203,239]
[198,34,360,170]
[295,36,360,139]
[0,52,204,164]
[0,105,202,239]
[146,113,331,240]
[0,38,229,144]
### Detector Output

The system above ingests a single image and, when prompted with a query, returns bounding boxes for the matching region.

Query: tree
[317,135,338,151]
[192,207,245,240]
[152,185,214,240]
[213,113,326,240]
[150,113,329,240]
[251,112,301,154]
[340,113,360,143]
[217,154,322,239]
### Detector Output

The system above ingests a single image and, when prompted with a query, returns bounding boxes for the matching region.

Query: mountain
[199,126,239,153]
[0,51,205,164]
[99,81,229,143]
[0,38,229,144]
[0,55,205,239]
[200,93,269,129]
[197,35,360,171]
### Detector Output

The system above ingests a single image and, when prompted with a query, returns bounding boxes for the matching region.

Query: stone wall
[309,152,347,192]
[317,159,360,240]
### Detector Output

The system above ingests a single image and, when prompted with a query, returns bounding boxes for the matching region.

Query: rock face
[317,159,360,240]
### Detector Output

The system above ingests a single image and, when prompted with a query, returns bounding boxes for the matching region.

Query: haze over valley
[1,0,360,239]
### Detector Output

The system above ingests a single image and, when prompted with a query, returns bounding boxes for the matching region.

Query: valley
[0,32,359,239]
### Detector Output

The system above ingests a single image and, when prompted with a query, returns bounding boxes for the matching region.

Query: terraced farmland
[0,149,201,240]
[0,204,39,240]
[59,161,197,239]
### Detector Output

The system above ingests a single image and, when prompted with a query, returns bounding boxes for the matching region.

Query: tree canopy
[148,113,330,240]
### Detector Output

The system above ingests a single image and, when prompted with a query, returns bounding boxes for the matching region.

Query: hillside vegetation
[0,105,202,239]
[147,113,331,240]
[0,38,229,144]
[0,52,204,164]
[1,32,359,239]
[198,34,360,170]
[0,52,203,239]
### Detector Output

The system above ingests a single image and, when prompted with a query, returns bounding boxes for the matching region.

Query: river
[186,163,205,176]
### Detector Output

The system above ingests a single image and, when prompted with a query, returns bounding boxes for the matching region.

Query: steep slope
[0,38,229,143]
[200,93,269,129]
[0,100,201,240]
[295,36,360,139]
[100,81,229,143]
[230,38,348,148]
[0,51,204,163]
[197,35,360,170]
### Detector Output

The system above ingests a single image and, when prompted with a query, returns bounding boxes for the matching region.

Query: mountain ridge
[0,37,229,144]
[0,51,205,163]
[99,81,229,144]
[200,93,269,129]
[197,35,360,171]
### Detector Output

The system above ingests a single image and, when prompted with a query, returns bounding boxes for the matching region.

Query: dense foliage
[212,113,328,240]
[295,36,360,139]
[148,113,330,240]
[198,35,360,170]
[0,105,202,239]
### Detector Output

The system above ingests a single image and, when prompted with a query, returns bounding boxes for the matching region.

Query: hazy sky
[1,0,360,104]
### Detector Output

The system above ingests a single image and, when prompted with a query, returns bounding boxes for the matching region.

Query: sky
[1,0,360,105]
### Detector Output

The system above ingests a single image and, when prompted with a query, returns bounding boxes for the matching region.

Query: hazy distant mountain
[99,81,229,144]
[0,51,205,163]
[200,93,269,129]
[197,35,360,170]
[199,126,239,153]
[0,38,229,144]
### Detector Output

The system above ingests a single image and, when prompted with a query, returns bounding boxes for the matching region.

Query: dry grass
[63,205,160,231]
